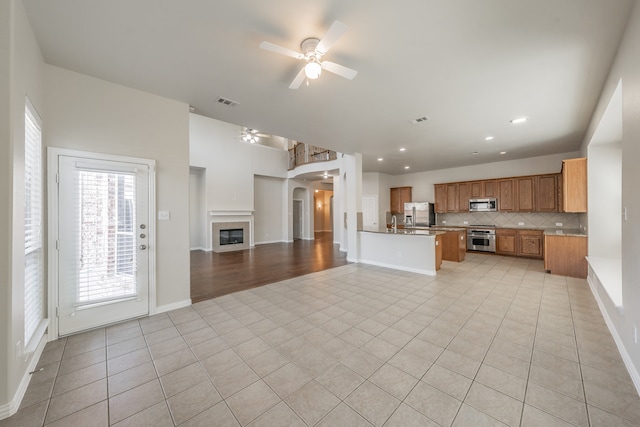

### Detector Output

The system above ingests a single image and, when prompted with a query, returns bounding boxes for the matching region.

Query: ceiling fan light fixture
[304,61,322,79]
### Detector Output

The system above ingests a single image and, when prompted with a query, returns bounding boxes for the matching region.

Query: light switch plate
[158,211,171,220]
[555,222,563,227]
[518,222,524,226]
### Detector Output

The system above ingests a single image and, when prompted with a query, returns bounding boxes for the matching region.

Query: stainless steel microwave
[469,198,497,212]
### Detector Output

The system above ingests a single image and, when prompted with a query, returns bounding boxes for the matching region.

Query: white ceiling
[22,0,634,175]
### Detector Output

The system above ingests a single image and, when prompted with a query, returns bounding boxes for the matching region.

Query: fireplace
[211,221,250,252]
[220,228,243,245]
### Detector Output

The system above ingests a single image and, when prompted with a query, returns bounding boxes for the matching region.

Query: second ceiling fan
[260,20,358,89]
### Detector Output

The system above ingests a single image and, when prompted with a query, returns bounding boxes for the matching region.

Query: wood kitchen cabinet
[518,229,543,259]
[562,158,587,213]
[497,179,516,212]
[434,184,447,213]
[516,177,535,212]
[544,234,588,278]
[483,180,497,198]
[497,228,543,258]
[390,186,412,213]
[446,184,458,212]
[435,234,443,271]
[458,183,470,213]
[496,228,517,255]
[536,174,560,212]
[469,181,482,198]
[442,230,466,262]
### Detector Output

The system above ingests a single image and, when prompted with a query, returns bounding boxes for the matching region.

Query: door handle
[139,245,147,250]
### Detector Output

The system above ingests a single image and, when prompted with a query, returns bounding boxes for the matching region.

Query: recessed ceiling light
[399,148,406,152]
[510,117,527,124]
[471,151,479,155]
[404,166,410,169]
[485,136,494,141]
[377,158,383,161]
[500,151,507,155]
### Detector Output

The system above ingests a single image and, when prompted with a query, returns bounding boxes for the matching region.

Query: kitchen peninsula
[358,227,447,275]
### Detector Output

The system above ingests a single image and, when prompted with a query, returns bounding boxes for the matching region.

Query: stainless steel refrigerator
[404,202,435,227]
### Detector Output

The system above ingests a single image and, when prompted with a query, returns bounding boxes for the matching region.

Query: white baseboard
[255,240,286,245]
[189,246,207,251]
[357,259,436,276]
[155,299,192,314]
[587,275,640,396]
[0,334,48,421]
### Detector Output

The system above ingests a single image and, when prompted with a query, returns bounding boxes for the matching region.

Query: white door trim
[47,147,157,340]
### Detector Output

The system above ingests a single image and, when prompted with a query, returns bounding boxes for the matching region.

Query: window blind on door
[70,168,138,307]
[24,100,45,347]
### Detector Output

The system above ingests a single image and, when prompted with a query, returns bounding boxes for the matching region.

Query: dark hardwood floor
[190,232,350,303]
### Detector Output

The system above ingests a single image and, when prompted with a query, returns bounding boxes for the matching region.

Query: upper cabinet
[446,183,459,212]
[390,186,412,213]
[497,179,516,212]
[434,184,447,213]
[433,158,586,213]
[562,158,587,213]
[536,174,560,212]
[516,176,535,212]
[483,180,497,198]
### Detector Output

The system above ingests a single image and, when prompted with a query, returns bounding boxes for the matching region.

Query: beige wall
[580,0,640,389]
[1,0,46,415]
[44,65,191,309]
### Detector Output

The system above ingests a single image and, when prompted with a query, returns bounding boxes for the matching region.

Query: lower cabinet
[496,228,543,259]
[544,235,588,278]
[518,229,543,259]
[496,229,517,255]
[435,234,443,271]
[442,230,466,262]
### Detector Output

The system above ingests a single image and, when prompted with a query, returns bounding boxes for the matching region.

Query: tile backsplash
[437,212,580,229]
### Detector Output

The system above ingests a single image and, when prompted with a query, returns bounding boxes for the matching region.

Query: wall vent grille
[410,116,429,124]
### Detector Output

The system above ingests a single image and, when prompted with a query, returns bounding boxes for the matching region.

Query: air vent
[410,116,429,124]
[217,97,239,107]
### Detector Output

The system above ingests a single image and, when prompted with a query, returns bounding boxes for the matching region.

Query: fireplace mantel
[208,210,254,216]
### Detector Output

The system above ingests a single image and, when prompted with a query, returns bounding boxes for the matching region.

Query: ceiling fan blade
[316,20,348,54]
[289,67,306,89]
[321,61,358,80]
[259,41,304,60]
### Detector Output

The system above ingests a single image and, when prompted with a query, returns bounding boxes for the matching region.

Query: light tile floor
[3,253,640,426]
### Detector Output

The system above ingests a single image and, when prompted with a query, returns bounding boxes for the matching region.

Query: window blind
[24,100,44,346]
[71,168,138,307]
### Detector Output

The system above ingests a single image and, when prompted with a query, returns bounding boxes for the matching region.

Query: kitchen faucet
[391,215,397,232]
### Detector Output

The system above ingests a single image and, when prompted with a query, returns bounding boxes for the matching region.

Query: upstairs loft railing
[288,143,337,170]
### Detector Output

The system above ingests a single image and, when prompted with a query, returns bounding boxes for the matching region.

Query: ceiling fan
[260,20,358,89]
[239,128,269,143]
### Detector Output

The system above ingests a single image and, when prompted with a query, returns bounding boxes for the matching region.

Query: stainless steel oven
[467,227,496,253]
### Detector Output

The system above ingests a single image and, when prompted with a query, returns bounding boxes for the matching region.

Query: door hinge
[56,239,59,250]
[56,172,59,184]
[55,307,59,317]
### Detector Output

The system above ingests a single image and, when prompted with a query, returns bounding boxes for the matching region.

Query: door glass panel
[74,169,138,306]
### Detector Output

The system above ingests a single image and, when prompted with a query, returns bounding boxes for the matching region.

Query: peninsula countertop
[361,226,447,236]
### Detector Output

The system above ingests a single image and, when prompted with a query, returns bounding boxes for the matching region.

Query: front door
[55,154,151,336]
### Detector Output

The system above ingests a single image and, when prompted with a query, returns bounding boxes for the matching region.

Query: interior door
[56,155,150,335]
[293,199,302,240]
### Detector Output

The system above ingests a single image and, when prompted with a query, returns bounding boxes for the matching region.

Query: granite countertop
[543,228,588,237]
[361,226,446,236]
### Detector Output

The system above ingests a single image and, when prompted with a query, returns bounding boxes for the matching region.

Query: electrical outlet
[623,206,628,221]
[518,222,524,226]
[442,220,447,224]
[463,221,468,225]
[555,222,563,227]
